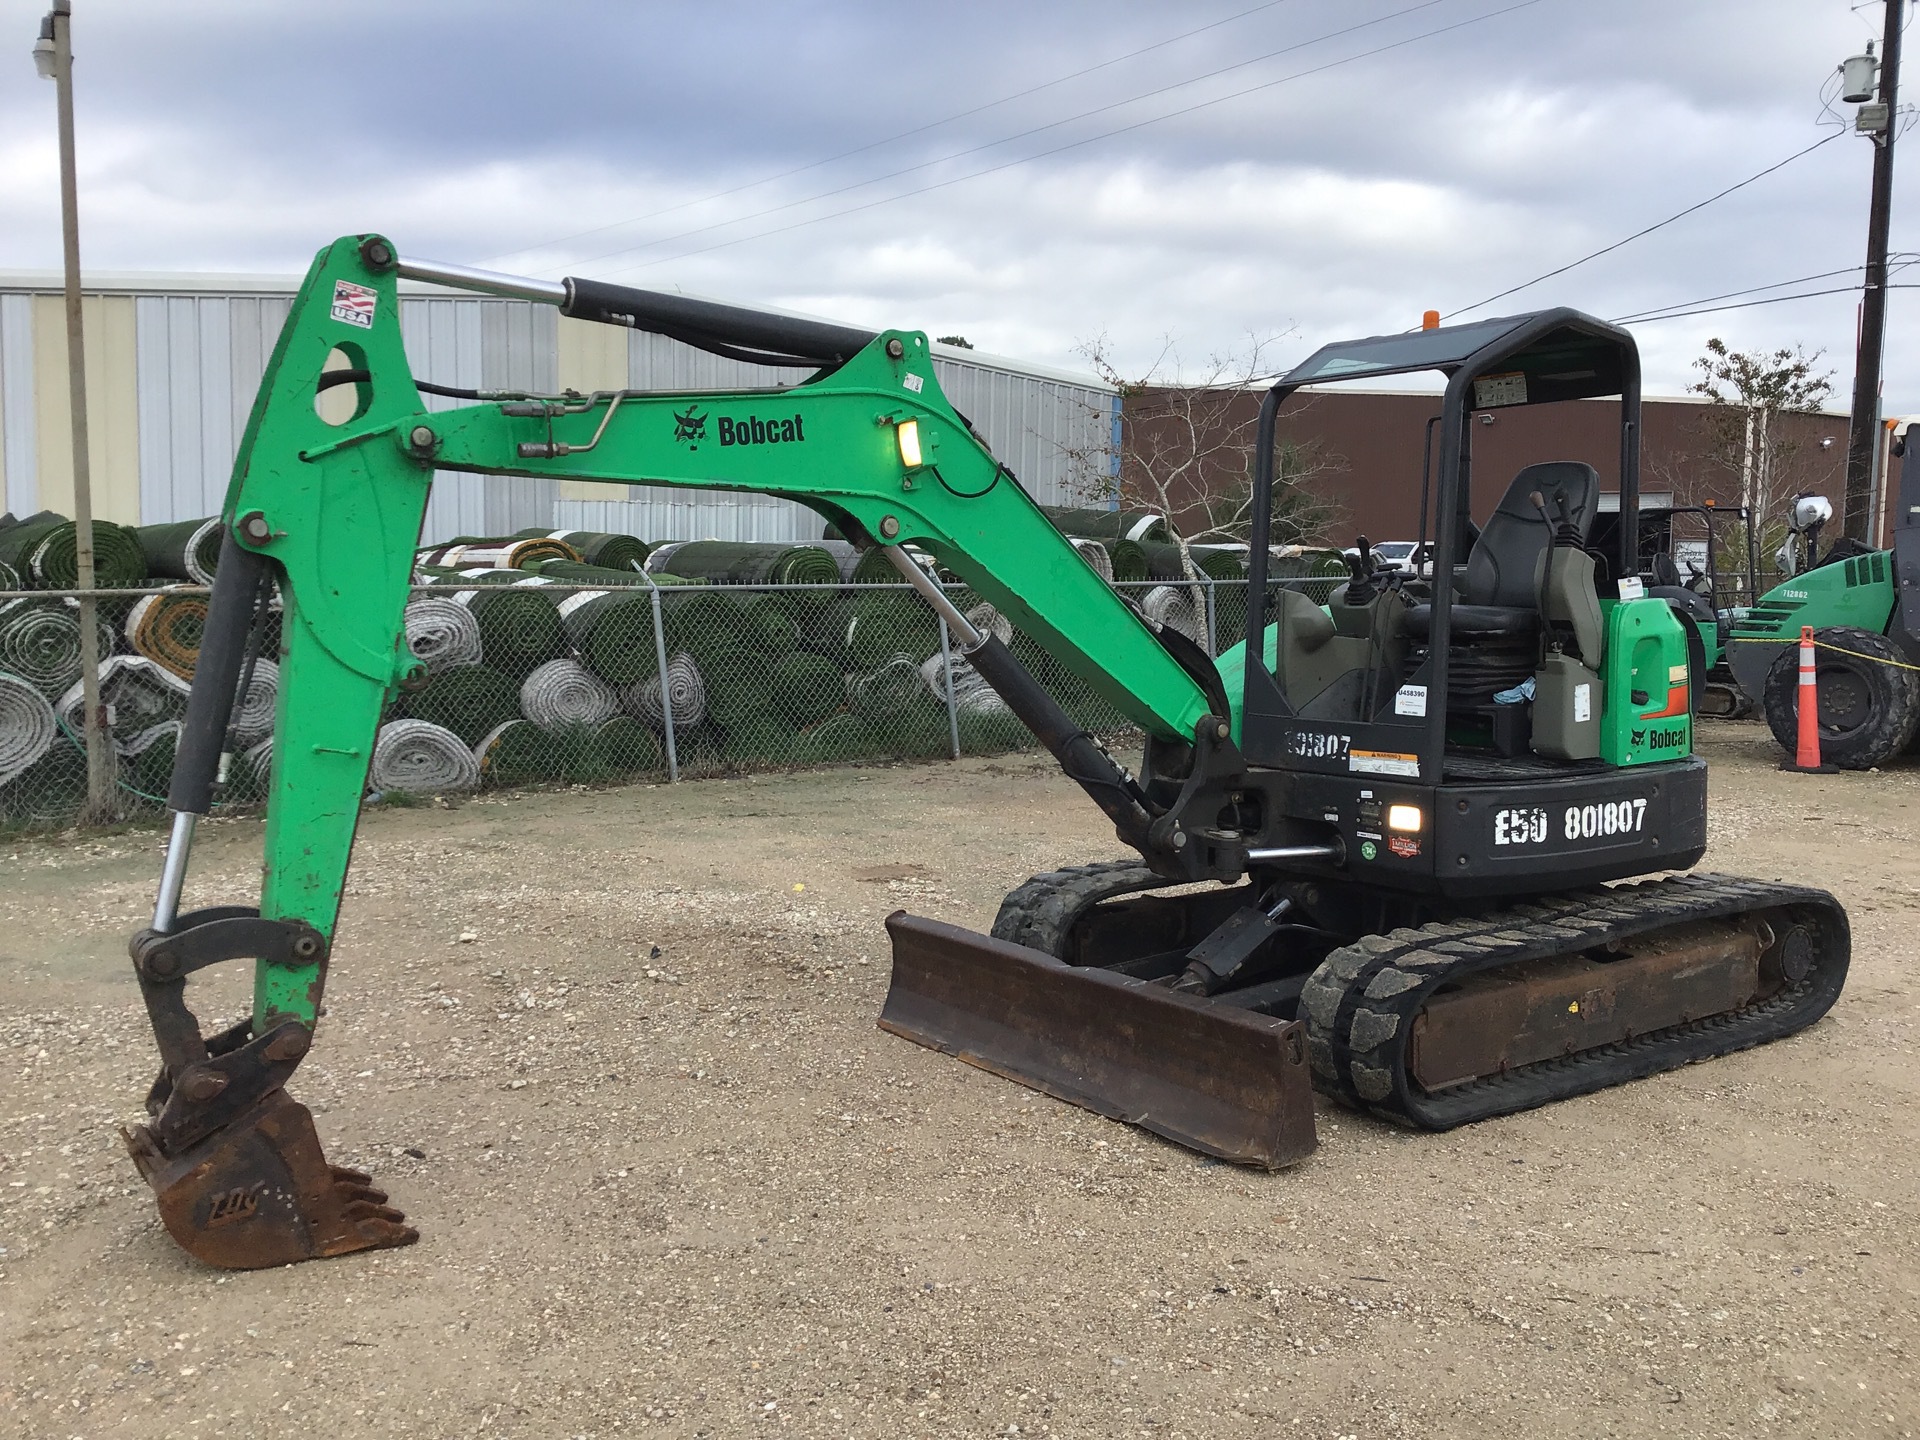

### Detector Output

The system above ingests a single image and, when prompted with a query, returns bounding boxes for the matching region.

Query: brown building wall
[1122,387,1861,545]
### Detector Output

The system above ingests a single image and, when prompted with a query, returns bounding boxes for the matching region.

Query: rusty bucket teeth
[123,1088,418,1270]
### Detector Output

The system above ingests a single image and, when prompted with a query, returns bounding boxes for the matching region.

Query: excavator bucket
[880,913,1317,1169]
[122,1089,417,1270]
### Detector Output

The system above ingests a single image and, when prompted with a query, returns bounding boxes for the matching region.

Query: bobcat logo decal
[673,406,708,450]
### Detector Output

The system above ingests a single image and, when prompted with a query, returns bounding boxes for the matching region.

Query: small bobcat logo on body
[673,406,708,449]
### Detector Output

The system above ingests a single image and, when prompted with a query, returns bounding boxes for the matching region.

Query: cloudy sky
[2,0,1912,408]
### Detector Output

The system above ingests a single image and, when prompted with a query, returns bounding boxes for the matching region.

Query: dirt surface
[2,722,1917,1439]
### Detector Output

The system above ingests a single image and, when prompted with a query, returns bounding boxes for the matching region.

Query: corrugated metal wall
[0,276,1116,545]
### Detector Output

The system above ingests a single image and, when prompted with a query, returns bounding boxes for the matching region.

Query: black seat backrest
[1460,461,1600,608]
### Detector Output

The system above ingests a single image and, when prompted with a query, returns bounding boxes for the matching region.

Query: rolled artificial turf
[771,652,844,728]
[647,541,841,603]
[372,719,479,794]
[557,590,663,685]
[0,734,88,825]
[123,588,208,680]
[699,646,775,728]
[0,517,147,587]
[0,670,56,788]
[597,715,663,777]
[417,536,580,570]
[398,664,523,746]
[136,518,223,583]
[404,596,483,674]
[515,528,651,572]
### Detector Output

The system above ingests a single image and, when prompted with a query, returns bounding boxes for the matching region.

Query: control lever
[1531,490,1559,653]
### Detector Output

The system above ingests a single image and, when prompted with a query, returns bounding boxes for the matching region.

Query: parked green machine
[1726,440,1920,768]
[122,236,1850,1270]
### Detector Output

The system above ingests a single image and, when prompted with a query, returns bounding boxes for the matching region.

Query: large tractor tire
[1762,625,1920,769]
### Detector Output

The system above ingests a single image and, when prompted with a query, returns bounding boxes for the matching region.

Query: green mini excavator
[123,236,1849,1269]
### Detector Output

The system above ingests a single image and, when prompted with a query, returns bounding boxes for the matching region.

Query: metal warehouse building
[0,271,1118,546]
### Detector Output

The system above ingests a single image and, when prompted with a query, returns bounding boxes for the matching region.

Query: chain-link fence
[0,571,1342,835]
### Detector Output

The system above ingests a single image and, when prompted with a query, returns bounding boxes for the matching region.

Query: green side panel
[1214,625,1279,747]
[1732,551,1896,642]
[1599,597,1692,767]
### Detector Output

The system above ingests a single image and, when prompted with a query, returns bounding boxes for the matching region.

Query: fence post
[937,612,962,760]
[644,577,679,783]
[1203,579,1218,656]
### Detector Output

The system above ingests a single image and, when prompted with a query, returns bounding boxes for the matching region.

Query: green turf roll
[1103,539,1150,582]
[441,582,567,676]
[802,596,856,665]
[771,652,844,728]
[521,558,697,588]
[700,646,776,728]
[846,655,930,723]
[0,517,146,588]
[719,716,794,765]
[417,536,580,570]
[536,722,615,785]
[957,708,1034,754]
[398,664,522,746]
[597,715,664,778]
[1140,542,1243,582]
[1041,506,1172,544]
[647,541,841,606]
[556,589,662,685]
[789,713,884,766]
[135,518,223,583]
[843,592,941,670]
[516,528,651,572]
[474,719,553,788]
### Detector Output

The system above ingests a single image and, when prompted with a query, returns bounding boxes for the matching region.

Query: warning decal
[331,279,378,329]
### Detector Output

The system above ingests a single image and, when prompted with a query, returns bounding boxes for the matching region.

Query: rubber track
[1299,872,1850,1130]
[991,860,1171,954]
[993,864,1850,1135]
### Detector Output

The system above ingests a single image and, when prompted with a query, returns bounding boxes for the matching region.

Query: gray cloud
[1,0,1908,409]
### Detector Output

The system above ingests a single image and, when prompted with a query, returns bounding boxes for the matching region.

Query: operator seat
[1405,461,1601,640]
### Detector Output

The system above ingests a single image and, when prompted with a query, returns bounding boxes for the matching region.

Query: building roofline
[0,269,1113,392]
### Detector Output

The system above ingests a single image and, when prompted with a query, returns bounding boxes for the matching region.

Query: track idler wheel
[123,1090,417,1270]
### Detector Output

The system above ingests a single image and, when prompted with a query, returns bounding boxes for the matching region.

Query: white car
[1340,539,1430,576]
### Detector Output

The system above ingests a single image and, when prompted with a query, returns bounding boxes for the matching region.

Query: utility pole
[33,0,111,820]
[1843,0,1903,542]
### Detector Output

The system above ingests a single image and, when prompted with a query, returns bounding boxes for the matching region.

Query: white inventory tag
[556,590,604,617]
[1350,749,1421,778]
[1617,576,1645,600]
[1574,682,1592,723]
[1393,683,1428,717]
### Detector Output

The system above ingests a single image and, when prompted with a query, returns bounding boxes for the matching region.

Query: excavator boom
[125,234,1263,1267]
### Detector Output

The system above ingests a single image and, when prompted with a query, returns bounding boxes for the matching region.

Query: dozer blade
[880,912,1317,1169]
[122,1088,417,1270]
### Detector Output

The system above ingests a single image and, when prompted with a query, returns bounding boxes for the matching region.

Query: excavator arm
[123,234,1244,1267]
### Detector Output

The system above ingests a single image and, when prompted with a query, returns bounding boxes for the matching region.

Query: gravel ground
[1,720,1916,1440]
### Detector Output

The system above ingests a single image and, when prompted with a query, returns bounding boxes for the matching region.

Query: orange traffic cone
[1781,625,1838,774]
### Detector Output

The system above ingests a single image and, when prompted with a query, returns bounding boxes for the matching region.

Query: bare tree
[1060,334,1346,557]
[1048,335,1347,650]
[1685,337,1837,586]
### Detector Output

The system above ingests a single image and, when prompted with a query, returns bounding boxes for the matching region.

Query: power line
[561,0,1460,274]
[479,0,1303,267]
[1614,281,1919,326]
[1611,266,1868,323]
[1443,132,1844,320]
[590,0,1552,281]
